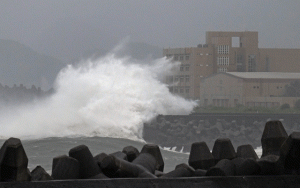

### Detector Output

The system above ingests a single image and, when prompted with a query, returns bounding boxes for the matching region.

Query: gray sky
[1,0,300,62]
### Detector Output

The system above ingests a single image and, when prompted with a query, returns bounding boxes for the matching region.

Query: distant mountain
[0,39,65,90]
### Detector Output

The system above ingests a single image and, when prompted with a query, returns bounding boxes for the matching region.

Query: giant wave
[0,52,196,140]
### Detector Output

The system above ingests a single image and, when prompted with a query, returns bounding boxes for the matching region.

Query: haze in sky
[1,0,300,63]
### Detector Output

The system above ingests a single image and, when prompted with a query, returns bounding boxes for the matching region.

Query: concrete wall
[1,176,300,188]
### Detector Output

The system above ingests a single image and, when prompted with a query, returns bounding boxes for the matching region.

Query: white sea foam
[0,52,196,140]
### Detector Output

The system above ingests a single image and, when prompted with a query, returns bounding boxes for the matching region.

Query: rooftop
[226,72,300,79]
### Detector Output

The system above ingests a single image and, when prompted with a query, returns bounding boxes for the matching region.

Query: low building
[199,72,300,108]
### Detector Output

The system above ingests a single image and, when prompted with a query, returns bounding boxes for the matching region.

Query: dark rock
[51,155,80,180]
[31,166,53,181]
[212,138,236,163]
[278,132,300,174]
[122,146,139,162]
[69,145,103,179]
[0,137,31,182]
[206,159,235,176]
[261,120,288,157]
[237,144,258,159]
[188,142,215,170]
[257,155,281,175]
[140,144,164,172]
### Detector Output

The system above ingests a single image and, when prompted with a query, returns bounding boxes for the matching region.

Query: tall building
[163,31,300,99]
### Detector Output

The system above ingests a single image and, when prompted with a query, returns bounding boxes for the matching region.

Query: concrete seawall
[1,176,300,188]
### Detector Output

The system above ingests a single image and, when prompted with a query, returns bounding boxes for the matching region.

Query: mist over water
[0,53,196,140]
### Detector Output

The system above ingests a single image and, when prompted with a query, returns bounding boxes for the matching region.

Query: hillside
[0,39,65,90]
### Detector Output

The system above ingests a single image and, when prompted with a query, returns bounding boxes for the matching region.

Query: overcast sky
[1,0,300,62]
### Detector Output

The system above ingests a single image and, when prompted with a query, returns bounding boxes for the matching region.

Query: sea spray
[0,53,197,140]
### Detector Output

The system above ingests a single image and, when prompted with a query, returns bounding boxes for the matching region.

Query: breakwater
[143,113,300,152]
[0,120,300,187]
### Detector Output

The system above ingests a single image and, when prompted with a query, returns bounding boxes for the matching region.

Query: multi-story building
[163,31,300,100]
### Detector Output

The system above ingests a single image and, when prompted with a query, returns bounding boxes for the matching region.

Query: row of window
[217,57,229,66]
[253,86,283,89]
[166,54,190,61]
[174,86,190,94]
[180,65,190,71]
[248,55,256,72]
[217,45,229,54]
[174,75,190,82]
[196,53,211,56]
[218,67,228,72]
[166,75,190,83]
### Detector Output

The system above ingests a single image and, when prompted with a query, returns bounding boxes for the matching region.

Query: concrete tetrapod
[236,144,258,159]
[140,144,164,172]
[212,138,237,163]
[206,159,235,176]
[122,146,139,162]
[261,120,288,157]
[188,142,215,170]
[257,155,281,175]
[51,155,80,180]
[31,166,53,181]
[278,132,300,174]
[69,145,107,179]
[112,155,157,178]
[0,137,31,182]
[160,163,194,178]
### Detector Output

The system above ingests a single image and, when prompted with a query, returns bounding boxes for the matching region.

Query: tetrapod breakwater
[0,120,300,187]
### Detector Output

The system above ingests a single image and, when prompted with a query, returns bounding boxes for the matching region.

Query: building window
[180,66,184,71]
[175,76,179,82]
[168,76,173,83]
[218,45,229,54]
[248,55,256,72]
[185,87,190,93]
[174,87,178,93]
[217,57,229,66]
[180,88,184,93]
[180,56,184,61]
[218,67,227,72]
[185,66,189,71]
[185,75,190,82]
[185,56,189,60]
[180,76,184,82]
